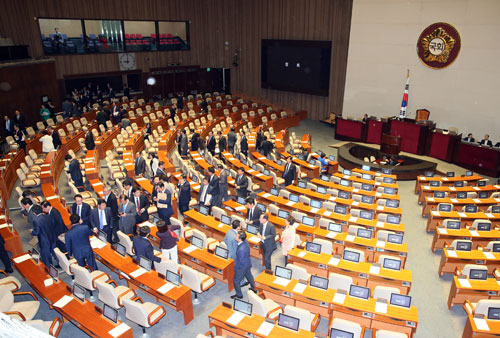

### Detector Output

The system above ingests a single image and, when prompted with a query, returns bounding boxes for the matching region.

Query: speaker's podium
[380,133,401,155]
[389,118,435,155]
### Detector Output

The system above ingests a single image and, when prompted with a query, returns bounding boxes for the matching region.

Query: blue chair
[41,34,46,40]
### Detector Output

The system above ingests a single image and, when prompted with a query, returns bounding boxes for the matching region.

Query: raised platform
[335,143,437,180]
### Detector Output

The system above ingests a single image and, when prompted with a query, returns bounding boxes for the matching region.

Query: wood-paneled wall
[0,0,352,119]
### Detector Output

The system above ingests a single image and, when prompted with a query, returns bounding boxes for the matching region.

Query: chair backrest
[475,299,500,317]
[71,264,94,290]
[284,304,313,331]
[463,264,488,278]
[286,263,309,281]
[122,298,149,327]
[328,272,353,292]
[378,254,401,268]
[211,206,226,221]
[117,231,134,255]
[373,285,400,302]
[16,168,26,180]
[416,109,430,121]
[191,229,208,249]
[472,219,491,229]
[312,238,333,254]
[54,248,74,276]
[376,230,395,241]
[0,285,14,312]
[180,265,202,293]
[95,279,120,308]
[154,259,180,276]
[247,289,268,317]
[330,318,362,338]
[486,241,500,251]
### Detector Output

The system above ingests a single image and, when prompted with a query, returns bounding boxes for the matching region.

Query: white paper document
[293,283,307,294]
[451,199,458,203]
[53,295,74,308]
[323,211,332,217]
[458,278,472,288]
[377,205,384,211]
[273,277,290,287]
[473,199,482,203]
[13,254,32,264]
[431,211,440,216]
[227,311,245,326]
[256,321,274,336]
[369,265,380,275]
[376,240,386,248]
[326,232,336,239]
[375,301,388,314]
[437,228,448,234]
[44,278,54,287]
[297,251,307,258]
[458,212,467,217]
[130,267,147,278]
[450,187,456,191]
[286,201,295,206]
[140,221,156,228]
[486,213,495,218]
[375,192,382,197]
[248,237,261,244]
[351,201,359,207]
[329,196,337,202]
[345,235,355,242]
[352,189,359,193]
[427,197,435,202]
[310,207,319,213]
[235,206,245,211]
[262,193,271,198]
[473,317,490,331]
[483,252,495,260]
[469,230,480,237]
[157,282,175,294]
[446,249,457,258]
[109,323,131,338]
[183,245,198,254]
[328,257,340,266]
[423,186,430,190]
[332,292,346,304]
[349,216,357,222]
[376,221,385,228]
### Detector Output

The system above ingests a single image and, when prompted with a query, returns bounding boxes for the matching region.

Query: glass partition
[158,21,189,51]
[123,20,156,51]
[39,19,82,54]
[84,20,124,53]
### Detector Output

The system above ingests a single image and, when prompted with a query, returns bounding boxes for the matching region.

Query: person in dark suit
[170,103,177,124]
[200,98,208,113]
[71,194,91,225]
[190,132,200,152]
[207,167,221,207]
[132,189,150,225]
[217,131,227,154]
[240,130,248,156]
[13,124,26,152]
[133,226,161,263]
[123,180,134,200]
[154,183,173,224]
[3,116,13,137]
[245,198,262,226]
[13,110,26,130]
[134,152,146,176]
[111,102,121,125]
[282,156,297,186]
[65,154,84,188]
[180,129,188,156]
[96,109,108,127]
[218,164,229,203]
[260,136,273,156]
[89,199,113,243]
[198,177,211,207]
[155,161,167,177]
[84,130,95,150]
[118,194,137,235]
[362,113,369,122]
[0,233,13,273]
[31,205,57,267]
[176,93,183,110]
[479,134,493,147]
[235,168,249,198]
[227,128,237,153]
[258,214,276,270]
[65,214,98,270]
[48,127,61,149]
[42,201,67,252]
[207,131,216,156]
[463,133,475,142]
[177,174,191,215]
[231,231,256,299]
[103,186,119,243]
[21,198,36,229]
[256,127,263,151]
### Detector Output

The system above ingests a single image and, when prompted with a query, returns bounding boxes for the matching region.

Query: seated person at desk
[362,113,369,122]
[318,153,329,173]
[298,147,309,161]
[133,226,161,264]
[463,133,475,143]
[479,134,493,147]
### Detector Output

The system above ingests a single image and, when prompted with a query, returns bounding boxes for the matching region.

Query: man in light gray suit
[21,198,36,229]
[180,129,188,156]
[118,194,137,235]
[227,127,237,153]
[218,164,229,203]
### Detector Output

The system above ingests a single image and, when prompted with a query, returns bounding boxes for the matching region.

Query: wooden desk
[352,168,397,180]
[250,151,285,176]
[389,119,432,155]
[447,276,500,309]
[208,303,316,338]
[462,312,500,338]
[454,142,500,178]
[287,248,412,294]
[438,248,500,276]
[221,152,273,191]
[431,227,500,252]
[417,184,500,205]
[301,134,312,152]
[414,175,483,194]
[311,179,401,202]
[422,196,499,217]
[335,117,367,142]
[92,240,194,324]
[0,222,23,257]
[310,152,339,175]
[427,210,500,233]
[13,253,133,338]
[333,172,399,192]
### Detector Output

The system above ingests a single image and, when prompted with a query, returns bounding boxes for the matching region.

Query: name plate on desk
[227,311,245,326]
[109,323,131,338]
[375,301,388,314]
[332,292,346,304]
[458,278,472,288]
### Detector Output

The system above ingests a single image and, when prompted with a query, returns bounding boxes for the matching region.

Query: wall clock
[118,53,136,71]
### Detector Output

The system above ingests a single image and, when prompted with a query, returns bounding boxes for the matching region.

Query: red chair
[137,34,143,39]
[130,34,136,39]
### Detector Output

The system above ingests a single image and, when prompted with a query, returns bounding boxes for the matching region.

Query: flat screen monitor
[492,243,500,252]
[477,222,491,231]
[241,158,247,165]
[310,200,322,208]
[465,171,473,176]
[386,199,399,208]
[390,293,411,308]
[359,211,373,220]
[191,175,198,183]
[277,313,300,331]
[49,264,59,281]
[309,159,316,165]
[321,175,329,182]
[386,215,401,225]
[357,228,372,239]
[317,186,327,194]
[434,191,445,198]
[329,222,343,233]
[361,183,373,191]
[469,269,487,280]
[277,159,283,166]
[275,266,292,280]
[338,191,350,200]
[362,174,373,181]
[343,250,360,263]
[488,307,500,320]
[330,328,354,338]
[116,243,126,257]
[298,181,307,188]
[289,194,299,202]
[383,177,394,184]
[334,205,347,215]
[383,258,401,271]
[270,188,279,196]
[384,187,395,195]
[263,169,271,176]
[305,241,321,254]
[492,206,500,214]
[233,298,252,316]
[215,245,229,259]
[103,303,118,323]
[221,214,231,225]
[191,236,204,249]
[361,165,370,171]
[302,216,315,227]
[361,195,374,204]
[139,256,152,271]
[309,275,329,290]
[446,171,455,177]
[251,164,257,170]
[98,230,107,242]
[382,169,392,175]
[455,181,464,187]
[199,205,210,216]
[446,220,461,229]
[237,196,246,205]
[465,205,478,213]
[349,285,370,299]
[478,180,487,187]
[246,224,259,235]
[73,283,86,302]
[456,192,467,199]
[424,171,434,177]
[438,204,452,212]
[31,248,40,264]
[343,169,351,175]
[278,209,290,219]
[479,191,489,199]
[456,241,472,251]
[340,179,350,187]
[166,270,180,286]
[329,155,336,161]
[430,181,440,187]
[257,203,267,213]
[387,234,403,244]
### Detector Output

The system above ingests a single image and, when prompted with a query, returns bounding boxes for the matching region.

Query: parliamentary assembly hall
[0,0,498,337]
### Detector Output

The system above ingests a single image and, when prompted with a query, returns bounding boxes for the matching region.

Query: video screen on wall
[261,39,331,96]
[38,18,190,55]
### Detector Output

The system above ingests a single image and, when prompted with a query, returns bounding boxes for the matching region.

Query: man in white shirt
[40,130,55,154]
